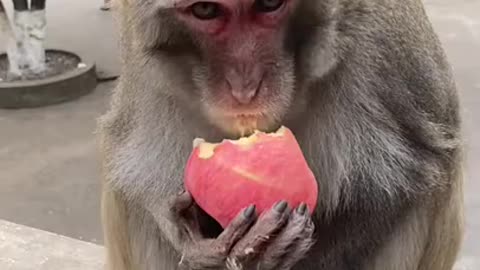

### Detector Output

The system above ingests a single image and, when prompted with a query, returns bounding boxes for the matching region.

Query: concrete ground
[0,0,478,263]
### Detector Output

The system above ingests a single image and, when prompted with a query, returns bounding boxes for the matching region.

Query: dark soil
[0,51,81,82]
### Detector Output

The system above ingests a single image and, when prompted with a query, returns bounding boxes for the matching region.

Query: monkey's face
[174,0,298,136]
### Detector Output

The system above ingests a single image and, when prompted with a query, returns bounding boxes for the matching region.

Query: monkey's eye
[190,2,222,20]
[254,0,285,13]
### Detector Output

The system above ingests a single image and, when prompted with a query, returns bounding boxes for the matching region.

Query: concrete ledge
[0,219,477,270]
[0,220,104,270]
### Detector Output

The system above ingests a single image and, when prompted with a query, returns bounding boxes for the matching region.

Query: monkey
[97,0,465,269]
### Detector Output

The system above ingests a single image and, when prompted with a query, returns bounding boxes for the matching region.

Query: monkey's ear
[117,0,173,8]
[287,2,340,80]
[137,9,196,53]
[116,0,196,53]
[302,30,339,80]
[115,0,131,9]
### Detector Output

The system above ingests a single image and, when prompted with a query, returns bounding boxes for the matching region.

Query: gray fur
[97,0,464,269]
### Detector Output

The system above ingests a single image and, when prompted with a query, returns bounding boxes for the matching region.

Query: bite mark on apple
[198,142,219,159]
[267,125,287,137]
[230,135,259,147]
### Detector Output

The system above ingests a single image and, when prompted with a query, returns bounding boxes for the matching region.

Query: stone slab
[0,219,477,270]
[0,219,104,270]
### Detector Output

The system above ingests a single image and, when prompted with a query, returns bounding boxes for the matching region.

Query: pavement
[0,0,478,265]
[423,0,480,257]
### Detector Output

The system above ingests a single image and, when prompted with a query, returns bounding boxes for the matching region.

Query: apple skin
[184,126,318,228]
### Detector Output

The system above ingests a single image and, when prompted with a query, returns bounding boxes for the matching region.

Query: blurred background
[0,0,478,268]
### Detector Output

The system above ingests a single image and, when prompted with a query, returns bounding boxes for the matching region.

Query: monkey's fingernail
[296,203,307,215]
[177,189,186,196]
[274,201,288,213]
[244,205,256,218]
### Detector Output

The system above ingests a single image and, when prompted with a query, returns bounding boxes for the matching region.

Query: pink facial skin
[174,0,296,112]
[175,0,293,35]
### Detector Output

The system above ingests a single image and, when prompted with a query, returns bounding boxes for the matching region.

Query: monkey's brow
[152,0,177,8]
[156,0,194,8]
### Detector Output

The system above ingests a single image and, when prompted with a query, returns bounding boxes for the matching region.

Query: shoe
[100,2,111,11]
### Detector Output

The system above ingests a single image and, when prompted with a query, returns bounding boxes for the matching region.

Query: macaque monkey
[97,0,464,269]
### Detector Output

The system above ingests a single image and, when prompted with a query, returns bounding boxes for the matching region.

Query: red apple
[184,126,318,228]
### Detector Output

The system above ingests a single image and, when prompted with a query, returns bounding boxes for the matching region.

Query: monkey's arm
[303,1,463,265]
[304,60,460,269]
[97,94,202,249]
[310,131,454,269]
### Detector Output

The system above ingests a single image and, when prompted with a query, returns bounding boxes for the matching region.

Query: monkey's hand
[170,191,315,270]
[171,191,255,269]
[226,200,315,270]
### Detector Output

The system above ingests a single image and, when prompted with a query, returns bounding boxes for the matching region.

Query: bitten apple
[184,126,318,228]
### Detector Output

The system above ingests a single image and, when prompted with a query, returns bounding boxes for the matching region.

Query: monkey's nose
[226,70,262,104]
[231,87,259,104]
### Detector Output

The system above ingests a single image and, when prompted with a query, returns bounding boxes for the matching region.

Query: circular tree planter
[0,49,97,109]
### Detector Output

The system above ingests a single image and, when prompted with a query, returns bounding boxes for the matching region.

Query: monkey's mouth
[223,112,280,137]
[205,105,277,137]
[227,114,261,137]
[221,110,264,121]
[231,113,263,120]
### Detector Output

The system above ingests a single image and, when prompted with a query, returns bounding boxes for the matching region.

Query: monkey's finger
[229,201,291,264]
[260,203,316,270]
[168,191,205,240]
[171,190,194,214]
[216,205,257,252]
[181,239,228,269]
[181,206,258,269]
[181,206,207,242]
[275,223,315,270]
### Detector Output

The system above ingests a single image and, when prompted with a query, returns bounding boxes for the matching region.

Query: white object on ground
[25,9,47,73]
[0,8,21,76]
[13,9,47,73]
